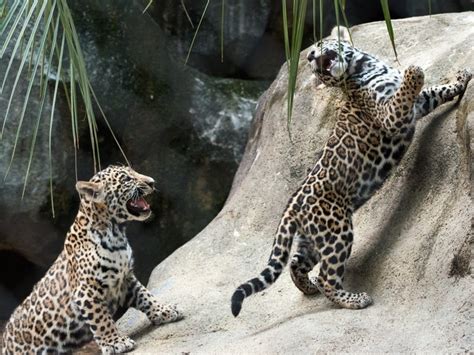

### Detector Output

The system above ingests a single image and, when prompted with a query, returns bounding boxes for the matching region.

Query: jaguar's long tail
[231,217,297,317]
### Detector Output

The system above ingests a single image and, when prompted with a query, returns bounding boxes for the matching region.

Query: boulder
[118,12,473,353]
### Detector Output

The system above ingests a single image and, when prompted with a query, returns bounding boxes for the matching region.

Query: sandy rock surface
[118,12,473,353]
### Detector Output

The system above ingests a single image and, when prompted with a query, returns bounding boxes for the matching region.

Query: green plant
[380,0,398,61]
[282,0,307,136]
[171,0,400,132]
[0,0,127,216]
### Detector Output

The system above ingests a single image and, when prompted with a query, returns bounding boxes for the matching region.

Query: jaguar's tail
[231,217,296,317]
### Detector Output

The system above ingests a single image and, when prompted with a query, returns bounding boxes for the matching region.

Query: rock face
[118,13,473,353]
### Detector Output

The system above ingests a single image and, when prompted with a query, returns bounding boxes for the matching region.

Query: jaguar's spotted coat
[231,39,472,316]
[2,166,182,354]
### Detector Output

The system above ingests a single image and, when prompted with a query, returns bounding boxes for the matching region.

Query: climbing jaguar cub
[231,40,472,316]
[2,166,182,354]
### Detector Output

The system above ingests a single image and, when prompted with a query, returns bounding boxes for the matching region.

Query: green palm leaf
[282,0,308,135]
[0,0,128,215]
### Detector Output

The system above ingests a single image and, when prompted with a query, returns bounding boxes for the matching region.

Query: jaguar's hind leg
[414,69,472,119]
[290,235,320,295]
[315,225,372,309]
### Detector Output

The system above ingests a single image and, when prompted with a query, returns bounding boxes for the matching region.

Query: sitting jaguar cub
[2,166,182,354]
[231,39,472,316]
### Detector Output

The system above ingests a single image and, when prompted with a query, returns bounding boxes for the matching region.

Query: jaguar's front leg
[73,283,136,354]
[414,69,472,119]
[124,275,183,325]
[380,65,425,137]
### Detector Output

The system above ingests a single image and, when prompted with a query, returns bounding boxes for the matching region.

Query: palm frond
[185,0,210,65]
[220,0,225,62]
[0,0,128,215]
[380,0,398,62]
[337,0,353,44]
[282,0,308,135]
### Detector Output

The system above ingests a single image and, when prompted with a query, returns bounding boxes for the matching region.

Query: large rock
[118,13,473,353]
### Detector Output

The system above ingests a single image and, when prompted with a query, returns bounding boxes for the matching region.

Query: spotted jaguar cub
[2,166,182,354]
[231,40,472,316]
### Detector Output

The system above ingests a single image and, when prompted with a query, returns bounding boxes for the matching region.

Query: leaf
[281,0,290,60]
[1,0,41,138]
[0,0,35,93]
[334,0,340,42]
[282,0,308,132]
[338,0,353,45]
[1,0,129,215]
[220,0,225,62]
[22,15,61,198]
[142,0,153,14]
[185,0,210,65]
[58,0,102,171]
[319,0,323,53]
[181,0,194,28]
[0,0,21,37]
[380,0,398,61]
[5,0,52,181]
[340,0,346,11]
[48,32,66,218]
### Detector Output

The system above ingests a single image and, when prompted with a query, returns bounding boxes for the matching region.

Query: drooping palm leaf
[0,0,128,215]
[380,0,398,61]
[185,0,210,65]
[282,0,308,134]
[337,0,353,44]
[220,0,225,62]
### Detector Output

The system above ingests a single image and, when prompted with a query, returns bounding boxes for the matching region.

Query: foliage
[0,0,127,215]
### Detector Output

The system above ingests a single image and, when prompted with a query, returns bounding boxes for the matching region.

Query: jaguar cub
[231,40,472,316]
[2,166,182,354]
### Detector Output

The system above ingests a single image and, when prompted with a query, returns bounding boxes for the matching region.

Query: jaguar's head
[76,165,155,222]
[307,39,355,86]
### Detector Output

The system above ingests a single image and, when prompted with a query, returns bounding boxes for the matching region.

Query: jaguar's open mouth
[319,52,338,74]
[126,196,151,216]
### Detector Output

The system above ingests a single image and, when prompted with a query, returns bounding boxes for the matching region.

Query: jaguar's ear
[330,25,350,41]
[76,181,105,203]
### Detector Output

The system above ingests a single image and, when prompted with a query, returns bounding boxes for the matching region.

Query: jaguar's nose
[146,179,155,190]
[307,49,316,62]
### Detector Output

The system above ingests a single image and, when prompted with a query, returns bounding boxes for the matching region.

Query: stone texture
[118,12,474,353]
